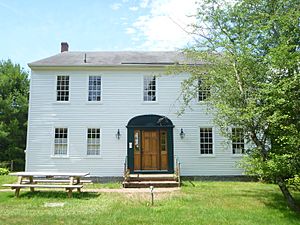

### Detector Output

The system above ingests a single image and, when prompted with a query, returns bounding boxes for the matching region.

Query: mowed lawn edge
[0,176,299,225]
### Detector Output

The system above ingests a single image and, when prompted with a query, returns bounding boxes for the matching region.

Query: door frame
[126,114,174,174]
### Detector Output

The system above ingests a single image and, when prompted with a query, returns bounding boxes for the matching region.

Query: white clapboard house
[26,42,244,183]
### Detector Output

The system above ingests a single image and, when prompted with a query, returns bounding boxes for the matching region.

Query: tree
[173,0,300,212]
[0,60,29,171]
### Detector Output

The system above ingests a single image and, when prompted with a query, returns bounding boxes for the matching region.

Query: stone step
[126,174,177,182]
[127,177,177,182]
[123,180,179,188]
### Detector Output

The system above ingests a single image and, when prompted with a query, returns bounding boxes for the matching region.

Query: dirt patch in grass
[122,189,181,201]
[83,187,180,193]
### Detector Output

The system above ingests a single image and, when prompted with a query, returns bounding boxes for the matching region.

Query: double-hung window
[87,128,100,155]
[88,76,101,101]
[143,76,156,101]
[56,76,69,101]
[200,128,213,154]
[198,78,210,101]
[232,128,245,154]
[54,128,68,155]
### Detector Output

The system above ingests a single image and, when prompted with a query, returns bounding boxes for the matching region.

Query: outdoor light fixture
[116,129,121,139]
[180,128,185,139]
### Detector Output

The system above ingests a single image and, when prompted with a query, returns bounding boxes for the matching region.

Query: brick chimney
[61,42,69,52]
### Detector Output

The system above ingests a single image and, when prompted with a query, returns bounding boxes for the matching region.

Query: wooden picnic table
[10,172,90,184]
[3,172,90,198]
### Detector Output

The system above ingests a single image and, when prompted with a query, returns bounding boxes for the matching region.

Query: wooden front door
[133,129,168,171]
[142,130,159,170]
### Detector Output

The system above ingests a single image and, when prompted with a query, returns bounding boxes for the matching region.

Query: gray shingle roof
[28,51,202,67]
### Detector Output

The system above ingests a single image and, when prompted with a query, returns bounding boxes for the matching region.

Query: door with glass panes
[133,129,168,171]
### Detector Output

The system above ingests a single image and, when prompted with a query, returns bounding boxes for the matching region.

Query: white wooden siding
[26,68,244,176]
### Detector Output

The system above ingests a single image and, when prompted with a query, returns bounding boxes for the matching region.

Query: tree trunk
[249,131,268,160]
[277,178,300,213]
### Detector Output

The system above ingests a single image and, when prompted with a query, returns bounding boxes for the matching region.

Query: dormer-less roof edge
[27,63,204,69]
[28,50,204,68]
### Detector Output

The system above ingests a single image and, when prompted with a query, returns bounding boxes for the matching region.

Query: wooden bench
[2,184,83,198]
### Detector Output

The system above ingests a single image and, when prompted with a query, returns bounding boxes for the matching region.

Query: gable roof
[28,51,202,68]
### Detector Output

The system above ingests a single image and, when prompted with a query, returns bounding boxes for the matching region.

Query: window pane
[57,76,69,101]
[143,76,156,102]
[88,76,101,101]
[161,131,167,152]
[200,128,213,154]
[232,128,245,154]
[198,78,210,101]
[134,130,140,152]
[87,128,100,155]
[54,128,68,155]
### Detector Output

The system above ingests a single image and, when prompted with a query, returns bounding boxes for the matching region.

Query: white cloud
[129,6,139,11]
[129,0,198,50]
[110,3,122,10]
[125,27,136,34]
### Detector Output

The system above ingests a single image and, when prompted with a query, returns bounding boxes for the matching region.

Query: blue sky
[0,0,197,70]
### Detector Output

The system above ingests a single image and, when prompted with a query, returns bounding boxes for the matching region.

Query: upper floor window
[144,76,156,101]
[200,128,213,154]
[88,76,101,101]
[198,78,210,101]
[232,128,245,154]
[54,128,68,155]
[87,128,100,155]
[56,76,69,101]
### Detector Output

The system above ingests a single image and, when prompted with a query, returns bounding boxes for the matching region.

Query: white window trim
[85,127,102,158]
[198,126,215,157]
[86,75,103,104]
[142,75,158,103]
[54,75,70,103]
[51,126,69,158]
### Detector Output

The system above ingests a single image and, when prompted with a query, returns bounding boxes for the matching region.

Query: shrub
[0,168,9,175]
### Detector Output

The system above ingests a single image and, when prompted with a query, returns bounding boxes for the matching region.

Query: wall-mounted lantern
[180,128,185,139]
[116,129,121,139]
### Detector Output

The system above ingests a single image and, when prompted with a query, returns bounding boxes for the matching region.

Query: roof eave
[28,63,203,69]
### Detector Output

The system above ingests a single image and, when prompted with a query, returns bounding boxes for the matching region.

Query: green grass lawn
[0,175,17,188]
[0,176,299,225]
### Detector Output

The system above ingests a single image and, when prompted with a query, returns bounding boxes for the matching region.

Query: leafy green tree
[173,0,300,212]
[0,60,29,170]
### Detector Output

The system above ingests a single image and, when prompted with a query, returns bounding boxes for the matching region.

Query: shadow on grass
[181,181,195,187]
[179,181,194,187]
[234,189,300,220]
[181,181,300,220]
[19,191,100,199]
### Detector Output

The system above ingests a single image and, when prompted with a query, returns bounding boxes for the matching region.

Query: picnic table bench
[2,172,91,198]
